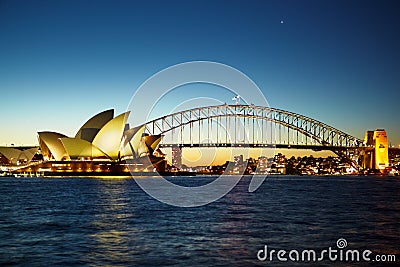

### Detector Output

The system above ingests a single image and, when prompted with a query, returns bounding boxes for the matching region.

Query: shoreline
[1,171,398,178]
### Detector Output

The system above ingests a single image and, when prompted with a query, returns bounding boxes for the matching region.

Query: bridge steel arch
[143,104,363,148]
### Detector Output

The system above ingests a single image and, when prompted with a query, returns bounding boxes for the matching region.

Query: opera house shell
[37,109,161,162]
[0,146,38,165]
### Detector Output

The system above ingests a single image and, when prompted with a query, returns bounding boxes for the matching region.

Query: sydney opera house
[0,109,166,176]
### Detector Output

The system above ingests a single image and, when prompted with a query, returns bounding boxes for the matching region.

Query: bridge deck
[159,143,356,150]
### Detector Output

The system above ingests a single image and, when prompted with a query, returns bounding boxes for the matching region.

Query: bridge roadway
[159,143,353,151]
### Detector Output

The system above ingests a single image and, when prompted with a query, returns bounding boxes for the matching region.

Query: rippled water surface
[0,176,399,266]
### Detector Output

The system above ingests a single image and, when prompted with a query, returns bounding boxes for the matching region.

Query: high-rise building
[234,155,244,166]
[172,145,182,169]
[257,156,268,172]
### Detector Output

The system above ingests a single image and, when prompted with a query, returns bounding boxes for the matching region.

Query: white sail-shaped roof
[60,138,108,159]
[75,109,114,142]
[38,132,69,161]
[121,125,145,157]
[0,147,39,164]
[92,112,130,160]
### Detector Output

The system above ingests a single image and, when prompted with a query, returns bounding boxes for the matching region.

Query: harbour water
[0,176,399,266]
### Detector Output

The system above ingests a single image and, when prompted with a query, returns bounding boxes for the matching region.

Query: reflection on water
[87,180,138,265]
[211,185,255,265]
[0,176,399,266]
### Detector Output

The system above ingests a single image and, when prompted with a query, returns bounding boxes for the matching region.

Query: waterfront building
[5,109,166,175]
[257,156,268,173]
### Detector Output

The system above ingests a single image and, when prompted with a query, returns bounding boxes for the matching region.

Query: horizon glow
[1,0,399,147]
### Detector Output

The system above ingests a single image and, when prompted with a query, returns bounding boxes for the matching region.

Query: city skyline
[1,0,400,146]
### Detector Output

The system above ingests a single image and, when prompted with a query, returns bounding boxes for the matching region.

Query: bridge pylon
[361,129,389,172]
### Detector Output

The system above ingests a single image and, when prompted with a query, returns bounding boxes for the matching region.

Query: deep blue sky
[1,0,399,146]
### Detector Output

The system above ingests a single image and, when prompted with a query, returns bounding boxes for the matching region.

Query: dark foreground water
[0,176,399,266]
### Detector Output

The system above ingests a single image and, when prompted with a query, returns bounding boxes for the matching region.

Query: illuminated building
[38,110,132,161]
[233,154,245,174]
[8,109,166,175]
[36,110,152,161]
[257,156,268,172]
[234,155,244,166]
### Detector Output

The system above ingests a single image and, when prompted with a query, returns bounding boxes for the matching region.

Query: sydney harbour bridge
[142,104,374,170]
[144,104,362,148]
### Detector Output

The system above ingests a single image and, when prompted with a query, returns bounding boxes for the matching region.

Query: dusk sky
[1,0,399,146]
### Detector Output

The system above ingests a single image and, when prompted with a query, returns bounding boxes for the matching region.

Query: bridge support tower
[362,129,389,172]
